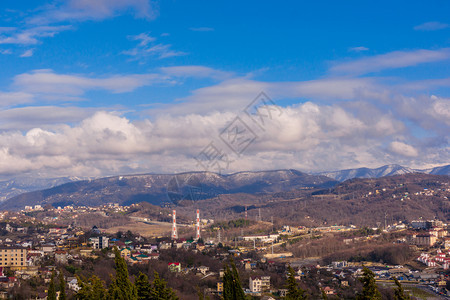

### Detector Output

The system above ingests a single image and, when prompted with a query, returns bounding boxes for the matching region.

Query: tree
[108,247,138,300]
[356,267,382,300]
[59,271,67,300]
[150,271,178,300]
[75,275,107,300]
[135,272,152,300]
[285,266,306,300]
[48,271,57,300]
[223,260,245,300]
[393,277,411,300]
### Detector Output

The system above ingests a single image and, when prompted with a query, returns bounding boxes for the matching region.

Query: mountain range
[0,164,448,209]
[317,164,450,182]
[0,170,337,211]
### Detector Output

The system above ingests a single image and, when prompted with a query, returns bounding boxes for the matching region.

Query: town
[0,200,448,299]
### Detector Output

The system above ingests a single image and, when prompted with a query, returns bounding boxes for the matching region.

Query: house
[54,250,68,264]
[197,266,209,275]
[120,248,131,258]
[249,276,270,293]
[168,262,181,272]
[68,278,80,291]
[323,286,335,295]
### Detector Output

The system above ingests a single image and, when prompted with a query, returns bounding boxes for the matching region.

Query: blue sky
[0,0,449,179]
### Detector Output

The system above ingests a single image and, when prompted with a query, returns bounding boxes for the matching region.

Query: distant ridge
[0,169,337,210]
[318,164,450,182]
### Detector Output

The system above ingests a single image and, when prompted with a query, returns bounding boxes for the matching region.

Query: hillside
[0,169,337,211]
[207,173,450,226]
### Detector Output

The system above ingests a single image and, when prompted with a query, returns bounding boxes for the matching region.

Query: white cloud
[160,66,233,80]
[0,102,426,177]
[0,92,34,107]
[124,33,186,60]
[0,49,12,55]
[0,26,73,45]
[20,49,34,57]
[389,141,419,157]
[331,48,450,75]
[414,21,449,31]
[349,46,369,52]
[0,106,93,130]
[160,77,381,115]
[13,69,172,97]
[28,0,158,24]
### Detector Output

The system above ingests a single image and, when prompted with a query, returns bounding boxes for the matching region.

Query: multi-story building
[249,276,270,293]
[0,247,28,269]
[416,234,437,247]
[90,236,109,249]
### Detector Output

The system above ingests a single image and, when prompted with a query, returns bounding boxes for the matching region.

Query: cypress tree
[48,271,57,300]
[356,267,382,300]
[393,277,411,300]
[135,272,152,300]
[109,247,137,300]
[150,271,178,300]
[59,271,67,300]
[285,266,306,300]
[222,260,245,300]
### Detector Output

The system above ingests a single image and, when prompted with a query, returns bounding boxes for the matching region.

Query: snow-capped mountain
[0,176,89,202]
[318,164,450,182]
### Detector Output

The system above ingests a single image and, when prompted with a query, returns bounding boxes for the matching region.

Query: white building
[249,276,270,293]
[90,236,109,249]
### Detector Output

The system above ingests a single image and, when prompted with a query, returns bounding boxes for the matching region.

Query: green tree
[59,271,67,300]
[75,275,107,300]
[150,271,178,300]
[223,260,245,300]
[393,277,411,300]
[108,247,138,300]
[285,266,306,300]
[48,271,57,300]
[135,272,152,300]
[356,267,382,300]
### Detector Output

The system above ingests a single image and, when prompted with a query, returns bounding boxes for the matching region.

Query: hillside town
[0,202,446,299]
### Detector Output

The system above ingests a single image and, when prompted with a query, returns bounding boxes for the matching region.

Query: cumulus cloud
[0,102,438,178]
